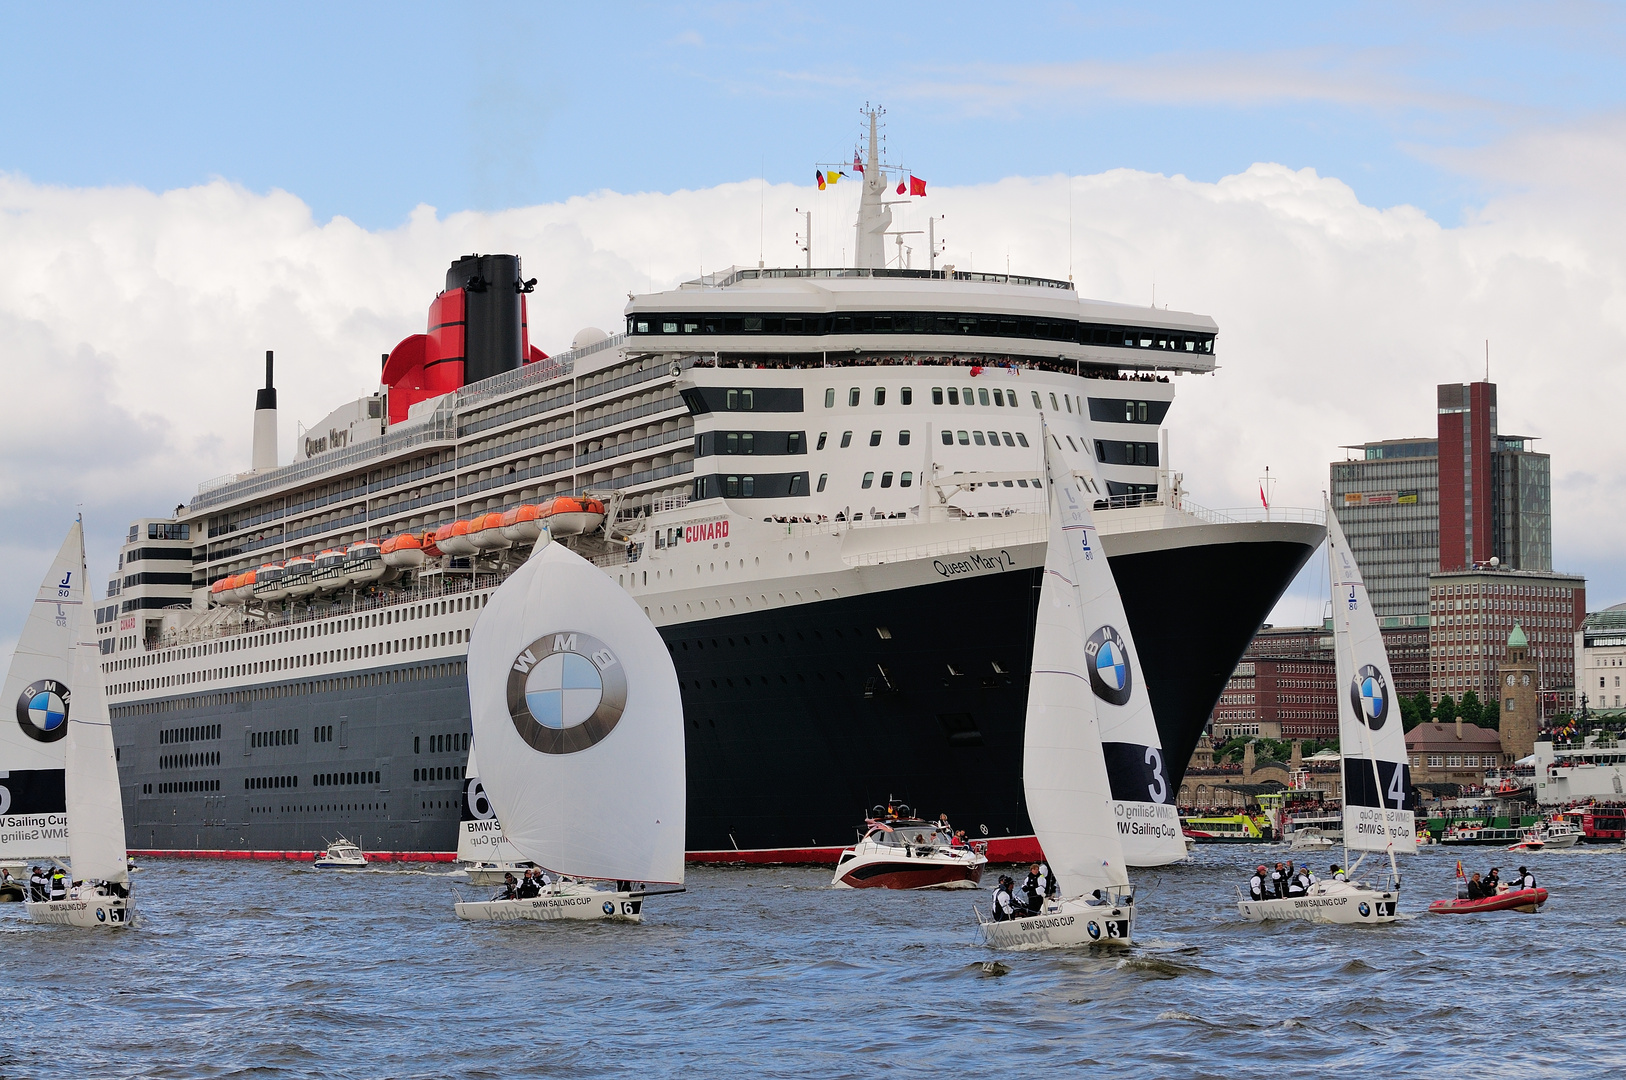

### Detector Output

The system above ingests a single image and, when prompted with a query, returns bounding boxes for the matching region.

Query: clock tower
[1499,622,1539,760]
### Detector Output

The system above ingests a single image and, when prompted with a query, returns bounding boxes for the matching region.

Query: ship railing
[699,266,1077,291]
[843,525,1047,568]
[144,572,505,651]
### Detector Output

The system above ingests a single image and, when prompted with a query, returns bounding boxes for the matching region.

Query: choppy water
[5,844,1622,1079]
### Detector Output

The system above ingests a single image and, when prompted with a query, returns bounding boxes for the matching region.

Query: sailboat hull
[978,898,1133,950]
[26,895,131,928]
[454,889,643,924]
[1237,882,1398,924]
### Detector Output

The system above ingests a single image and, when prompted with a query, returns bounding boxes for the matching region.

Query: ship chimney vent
[252,349,278,472]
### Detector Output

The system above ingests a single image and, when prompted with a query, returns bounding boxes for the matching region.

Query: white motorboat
[1290,827,1338,851]
[1238,502,1414,926]
[314,838,368,868]
[21,519,134,929]
[1507,820,1582,852]
[453,530,686,926]
[975,430,1141,949]
[832,814,986,890]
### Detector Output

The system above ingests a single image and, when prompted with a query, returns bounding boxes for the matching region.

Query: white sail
[456,744,530,864]
[1050,447,1186,867]
[64,541,129,884]
[466,539,685,885]
[1022,436,1131,899]
[0,521,81,860]
[1329,503,1417,855]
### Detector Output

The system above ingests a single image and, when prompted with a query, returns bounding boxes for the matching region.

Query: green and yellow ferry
[1180,812,1275,844]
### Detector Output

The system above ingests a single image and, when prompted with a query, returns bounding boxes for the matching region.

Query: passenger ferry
[1180,812,1274,843]
[1533,735,1626,806]
[96,114,1323,862]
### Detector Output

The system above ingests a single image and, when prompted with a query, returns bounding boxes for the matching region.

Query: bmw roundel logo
[1086,920,1102,940]
[506,632,627,755]
[16,679,70,743]
[1084,626,1133,706]
[1358,902,1371,918]
[1349,665,1389,730]
[603,901,615,915]
[97,907,107,922]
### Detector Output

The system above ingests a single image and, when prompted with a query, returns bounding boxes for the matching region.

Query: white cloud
[2,147,1624,675]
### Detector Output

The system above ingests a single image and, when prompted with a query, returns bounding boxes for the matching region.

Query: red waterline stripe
[129,849,457,863]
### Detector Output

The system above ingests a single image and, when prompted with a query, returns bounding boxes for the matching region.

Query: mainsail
[0,522,82,860]
[1022,436,1132,899]
[1329,503,1417,855]
[456,744,530,864]
[466,539,686,885]
[63,524,128,884]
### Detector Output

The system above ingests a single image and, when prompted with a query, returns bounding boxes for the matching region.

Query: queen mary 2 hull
[111,509,1318,864]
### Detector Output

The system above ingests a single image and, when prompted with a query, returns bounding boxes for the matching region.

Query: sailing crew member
[1039,862,1059,900]
[517,870,541,899]
[1301,864,1317,888]
[499,872,518,901]
[30,866,47,901]
[1330,864,1347,883]
[991,876,1020,922]
[1021,864,1047,913]
[1249,866,1267,902]
[1285,868,1308,897]
[49,868,67,901]
[1517,866,1537,892]
[1486,868,1504,894]
[1271,862,1289,898]
[1466,872,1486,900]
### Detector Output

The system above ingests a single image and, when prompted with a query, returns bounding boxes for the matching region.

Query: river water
[4,844,1619,1078]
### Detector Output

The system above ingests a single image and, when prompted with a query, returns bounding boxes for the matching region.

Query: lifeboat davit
[500,504,544,544]
[312,548,351,592]
[253,562,291,602]
[381,533,426,569]
[284,555,319,598]
[540,496,606,537]
[435,519,479,557]
[346,540,387,584]
[469,512,512,551]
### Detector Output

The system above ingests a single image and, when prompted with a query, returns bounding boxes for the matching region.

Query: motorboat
[1429,888,1548,914]
[314,838,368,868]
[1290,827,1337,851]
[832,814,986,889]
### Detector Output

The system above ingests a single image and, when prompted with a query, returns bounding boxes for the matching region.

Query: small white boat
[975,430,1139,949]
[1290,827,1338,851]
[1238,877,1400,925]
[453,530,686,926]
[832,814,986,890]
[314,838,368,868]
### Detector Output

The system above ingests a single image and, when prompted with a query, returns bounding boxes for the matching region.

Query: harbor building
[1405,719,1505,789]
[1430,570,1584,711]
[1577,605,1626,717]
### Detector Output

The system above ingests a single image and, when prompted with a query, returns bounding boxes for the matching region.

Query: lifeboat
[468,511,512,551]
[419,529,444,559]
[283,555,319,598]
[346,540,387,584]
[380,533,426,569]
[216,569,257,605]
[253,562,291,602]
[500,503,544,544]
[210,573,245,607]
[435,519,479,557]
[540,496,606,537]
[312,548,351,592]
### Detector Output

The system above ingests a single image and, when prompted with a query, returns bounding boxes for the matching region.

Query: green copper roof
[1508,621,1528,648]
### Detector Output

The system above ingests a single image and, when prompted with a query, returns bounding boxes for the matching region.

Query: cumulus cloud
[2,149,1624,672]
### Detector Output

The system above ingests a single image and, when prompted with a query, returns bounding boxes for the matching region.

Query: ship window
[840,431,853,448]
[1016,432,1030,447]
[824,388,835,408]
[727,389,738,410]
[880,472,894,488]
[962,388,974,405]
[1032,392,1042,409]
[1049,393,1060,410]
[861,472,875,489]
[898,431,911,446]
[743,476,755,496]
[662,322,678,333]
[414,736,420,753]
[901,387,913,405]
[726,476,740,497]
[788,432,802,453]
[900,471,913,488]
[933,387,944,405]
[789,474,802,495]
[972,431,986,446]
[817,474,828,492]
[726,433,737,454]
[1066,435,1078,451]
[985,431,998,445]
[816,432,827,450]
[743,317,763,331]
[1064,395,1072,413]
[941,431,953,445]
[636,321,649,333]
[684,322,698,333]
[1002,432,1015,446]
[957,430,969,445]
[869,431,882,447]
[977,388,989,407]
[742,433,754,454]
[947,388,959,405]
[849,388,860,406]
[874,388,886,406]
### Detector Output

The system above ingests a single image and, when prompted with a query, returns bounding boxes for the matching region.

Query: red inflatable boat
[1427,887,1548,914]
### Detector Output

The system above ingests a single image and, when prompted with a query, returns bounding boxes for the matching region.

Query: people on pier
[991,875,1020,921]
[1249,865,1267,901]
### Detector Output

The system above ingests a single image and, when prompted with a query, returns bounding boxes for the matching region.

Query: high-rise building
[1429,568,1584,711]
[1329,438,1439,619]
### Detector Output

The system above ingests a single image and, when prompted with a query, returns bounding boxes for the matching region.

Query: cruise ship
[98,116,1324,862]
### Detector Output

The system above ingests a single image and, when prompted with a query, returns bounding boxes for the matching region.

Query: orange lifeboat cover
[581,497,605,515]
[242,569,258,585]
[449,519,475,540]
[504,504,541,528]
[421,529,444,557]
[541,497,583,517]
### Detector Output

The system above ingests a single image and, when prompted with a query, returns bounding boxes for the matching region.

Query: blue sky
[5,2,1624,229]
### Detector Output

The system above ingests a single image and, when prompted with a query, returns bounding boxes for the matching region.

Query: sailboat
[976,431,1138,948]
[1,523,80,873]
[1237,500,1412,925]
[456,744,536,886]
[453,530,685,924]
[26,519,133,928]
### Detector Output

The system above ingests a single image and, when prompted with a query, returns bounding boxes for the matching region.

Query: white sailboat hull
[454,888,643,924]
[27,894,131,928]
[1237,881,1398,924]
[978,897,1134,950]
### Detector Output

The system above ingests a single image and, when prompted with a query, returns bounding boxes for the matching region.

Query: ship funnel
[252,349,278,471]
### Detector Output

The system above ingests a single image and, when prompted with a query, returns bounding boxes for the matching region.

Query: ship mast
[854,108,891,269]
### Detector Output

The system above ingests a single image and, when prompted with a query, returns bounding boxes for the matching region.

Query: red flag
[1259,484,1269,509]
[896,180,906,195]
[909,174,927,196]
[853,152,864,174]
[815,170,826,191]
